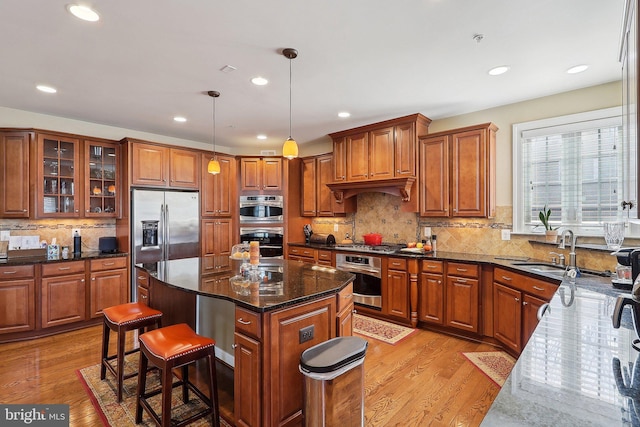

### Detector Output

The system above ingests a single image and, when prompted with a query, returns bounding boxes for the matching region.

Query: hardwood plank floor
[0,324,503,426]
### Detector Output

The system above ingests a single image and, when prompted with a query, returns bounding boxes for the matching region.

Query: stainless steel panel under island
[138,257,356,427]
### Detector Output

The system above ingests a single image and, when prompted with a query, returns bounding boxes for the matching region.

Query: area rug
[353,314,416,345]
[462,351,515,387]
[77,356,232,427]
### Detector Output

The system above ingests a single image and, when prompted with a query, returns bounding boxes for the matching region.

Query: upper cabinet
[330,114,430,183]
[419,123,497,218]
[36,133,81,218]
[84,140,120,217]
[0,131,32,218]
[201,153,236,217]
[240,157,282,192]
[130,141,199,189]
[301,154,346,217]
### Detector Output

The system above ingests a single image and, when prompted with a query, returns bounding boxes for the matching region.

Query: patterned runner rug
[77,357,232,427]
[462,351,516,387]
[353,314,416,345]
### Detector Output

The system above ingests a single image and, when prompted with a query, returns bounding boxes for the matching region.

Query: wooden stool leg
[181,365,189,403]
[161,361,174,427]
[100,321,110,380]
[208,352,220,427]
[135,349,149,424]
[116,325,126,402]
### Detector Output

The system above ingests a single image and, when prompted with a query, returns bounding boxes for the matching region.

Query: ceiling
[0,1,625,154]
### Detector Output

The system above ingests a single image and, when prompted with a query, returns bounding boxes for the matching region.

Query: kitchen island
[138,257,355,427]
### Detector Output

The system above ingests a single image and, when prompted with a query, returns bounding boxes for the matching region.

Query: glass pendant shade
[207,158,221,174]
[283,137,298,159]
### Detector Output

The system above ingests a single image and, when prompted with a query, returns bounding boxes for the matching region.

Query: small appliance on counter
[309,233,336,246]
[99,236,118,253]
[303,224,313,243]
[611,248,640,289]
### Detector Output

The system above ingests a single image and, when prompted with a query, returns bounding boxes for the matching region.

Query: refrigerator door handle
[164,203,170,258]
[160,204,166,260]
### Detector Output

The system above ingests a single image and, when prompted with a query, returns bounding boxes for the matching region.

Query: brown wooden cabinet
[0,131,31,218]
[41,261,86,328]
[317,249,333,266]
[336,282,354,336]
[445,262,479,333]
[301,157,318,216]
[201,219,232,274]
[419,123,497,218]
[36,132,81,218]
[135,266,150,305]
[201,153,235,217]
[84,139,120,217]
[492,267,558,354]
[239,157,282,191]
[419,259,444,325]
[332,137,347,182]
[234,331,262,427]
[130,141,199,189]
[0,265,35,334]
[385,257,409,320]
[287,246,316,263]
[301,154,343,216]
[89,257,128,318]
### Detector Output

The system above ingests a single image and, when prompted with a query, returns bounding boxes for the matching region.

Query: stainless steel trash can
[299,336,368,427]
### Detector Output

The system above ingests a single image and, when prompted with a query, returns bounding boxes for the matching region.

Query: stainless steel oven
[239,227,284,258]
[239,195,283,223]
[335,253,382,309]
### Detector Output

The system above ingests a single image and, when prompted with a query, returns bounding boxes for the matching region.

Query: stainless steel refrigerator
[131,189,200,300]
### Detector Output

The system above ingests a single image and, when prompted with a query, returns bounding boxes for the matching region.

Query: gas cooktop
[334,244,402,255]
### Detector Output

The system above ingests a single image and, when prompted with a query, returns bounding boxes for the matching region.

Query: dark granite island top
[143,257,355,313]
[481,281,639,426]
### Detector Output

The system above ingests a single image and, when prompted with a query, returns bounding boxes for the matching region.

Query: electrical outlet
[299,325,314,344]
[423,227,431,238]
[72,228,81,238]
[501,229,511,241]
[334,223,339,232]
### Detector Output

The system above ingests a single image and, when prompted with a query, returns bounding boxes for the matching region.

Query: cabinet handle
[103,262,115,266]
[237,318,251,325]
[140,294,147,300]
[456,278,467,283]
[58,267,71,271]
[396,169,400,173]
[456,268,468,272]
[92,277,95,281]
[514,297,520,302]
[522,301,528,305]
[23,209,27,212]
[501,276,512,281]
[75,209,79,213]
[3,271,17,275]
[342,294,353,299]
[437,280,442,284]
[137,276,146,280]
[533,286,545,291]
[232,344,238,349]
[81,279,85,282]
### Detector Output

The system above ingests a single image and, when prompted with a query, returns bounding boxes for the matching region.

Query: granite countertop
[141,257,355,313]
[0,250,128,266]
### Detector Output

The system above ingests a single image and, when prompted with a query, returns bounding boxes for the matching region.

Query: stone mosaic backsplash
[0,219,116,253]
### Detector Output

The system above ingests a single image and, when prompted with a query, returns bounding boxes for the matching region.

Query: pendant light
[207,90,221,175]
[282,48,299,159]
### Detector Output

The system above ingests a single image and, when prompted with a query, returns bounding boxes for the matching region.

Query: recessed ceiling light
[66,4,100,22]
[567,64,588,74]
[173,116,187,123]
[251,77,269,86]
[36,85,57,94]
[257,134,267,140]
[338,112,351,118]
[488,66,510,76]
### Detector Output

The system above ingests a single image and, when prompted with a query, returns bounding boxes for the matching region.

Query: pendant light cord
[212,93,217,156]
[288,56,292,139]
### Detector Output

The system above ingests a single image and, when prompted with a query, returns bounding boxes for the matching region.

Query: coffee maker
[612,249,640,350]
[612,248,640,289]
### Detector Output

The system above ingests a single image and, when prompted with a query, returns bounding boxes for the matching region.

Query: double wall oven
[239,195,285,259]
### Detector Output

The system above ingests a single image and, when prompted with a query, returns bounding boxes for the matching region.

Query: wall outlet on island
[72,228,81,238]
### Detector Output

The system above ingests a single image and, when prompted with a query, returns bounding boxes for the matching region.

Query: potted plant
[538,204,559,243]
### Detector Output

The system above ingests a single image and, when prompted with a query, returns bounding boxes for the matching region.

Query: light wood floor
[0,325,502,426]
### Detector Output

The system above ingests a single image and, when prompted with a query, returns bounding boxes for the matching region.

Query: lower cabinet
[287,246,316,263]
[89,257,128,318]
[385,257,409,320]
[41,261,86,328]
[136,266,150,305]
[445,262,480,333]
[337,282,354,336]
[492,267,558,354]
[419,260,445,325]
[0,265,35,334]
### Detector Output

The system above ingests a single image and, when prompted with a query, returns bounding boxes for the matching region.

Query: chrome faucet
[558,229,577,270]
[549,251,566,267]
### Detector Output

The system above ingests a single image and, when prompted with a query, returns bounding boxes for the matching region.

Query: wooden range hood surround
[327,176,416,202]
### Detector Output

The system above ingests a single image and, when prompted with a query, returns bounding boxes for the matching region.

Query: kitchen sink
[511,262,567,275]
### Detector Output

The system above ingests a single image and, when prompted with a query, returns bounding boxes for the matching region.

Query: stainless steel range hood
[326,177,416,203]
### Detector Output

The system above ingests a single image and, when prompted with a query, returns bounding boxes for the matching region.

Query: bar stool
[135,323,220,427]
[101,302,163,402]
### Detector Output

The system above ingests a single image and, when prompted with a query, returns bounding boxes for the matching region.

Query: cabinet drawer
[337,283,354,312]
[138,286,149,305]
[422,260,443,274]
[90,257,127,272]
[136,269,150,289]
[317,250,332,264]
[235,307,261,339]
[388,258,407,270]
[42,261,85,277]
[494,267,558,301]
[288,247,315,259]
[446,262,479,278]
[0,264,35,280]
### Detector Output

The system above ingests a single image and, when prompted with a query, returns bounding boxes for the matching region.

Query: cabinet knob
[522,301,528,305]
[23,209,27,212]
[92,277,95,281]
[140,294,147,299]
[515,297,520,302]
[75,209,79,213]
[232,344,238,349]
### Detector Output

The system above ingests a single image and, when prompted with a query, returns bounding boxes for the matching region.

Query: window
[513,107,635,236]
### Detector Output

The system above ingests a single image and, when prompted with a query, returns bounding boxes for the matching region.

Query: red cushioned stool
[100,302,163,402]
[135,323,220,427]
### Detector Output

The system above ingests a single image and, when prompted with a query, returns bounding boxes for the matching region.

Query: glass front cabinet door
[84,140,119,217]
[37,133,80,218]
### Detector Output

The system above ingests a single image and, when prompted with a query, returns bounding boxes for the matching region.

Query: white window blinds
[514,108,634,235]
